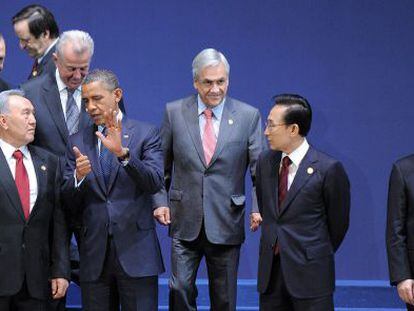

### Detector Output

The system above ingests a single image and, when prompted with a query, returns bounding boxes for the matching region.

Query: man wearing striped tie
[152,48,266,311]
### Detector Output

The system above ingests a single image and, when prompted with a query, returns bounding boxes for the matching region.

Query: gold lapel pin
[307,167,314,175]
[41,165,47,171]
[228,119,234,125]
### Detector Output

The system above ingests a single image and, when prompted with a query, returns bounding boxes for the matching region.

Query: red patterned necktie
[29,60,39,79]
[278,156,292,209]
[274,155,292,255]
[202,109,217,165]
[13,150,30,220]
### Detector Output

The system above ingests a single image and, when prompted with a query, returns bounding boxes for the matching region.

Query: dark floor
[66,279,406,310]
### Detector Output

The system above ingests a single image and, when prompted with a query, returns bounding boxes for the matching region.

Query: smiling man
[12,5,60,80]
[0,90,70,310]
[152,48,265,310]
[61,69,164,311]
[256,94,350,311]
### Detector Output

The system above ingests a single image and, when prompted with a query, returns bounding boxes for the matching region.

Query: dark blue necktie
[99,128,112,187]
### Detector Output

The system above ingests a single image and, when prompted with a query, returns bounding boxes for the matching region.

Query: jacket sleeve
[386,163,412,285]
[323,161,351,252]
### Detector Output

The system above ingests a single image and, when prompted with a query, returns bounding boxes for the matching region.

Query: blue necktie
[66,88,79,135]
[99,128,112,187]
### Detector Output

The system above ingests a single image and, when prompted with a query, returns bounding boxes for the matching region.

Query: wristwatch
[118,147,130,161]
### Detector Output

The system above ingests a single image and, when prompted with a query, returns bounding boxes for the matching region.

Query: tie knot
[282,156,291,168]
[13,150,24,161]
[67,88,76,96]
[204,109,213,119]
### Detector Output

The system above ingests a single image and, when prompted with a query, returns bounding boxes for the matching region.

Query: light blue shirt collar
[197,95,225,120]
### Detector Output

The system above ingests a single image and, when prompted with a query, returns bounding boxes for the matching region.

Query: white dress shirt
[55,69,82,120]
[281,138,310,190]
[0,139,38,212]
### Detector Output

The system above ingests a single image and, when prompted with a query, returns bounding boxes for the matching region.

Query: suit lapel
[268,151,282,219]
[208,97,235,167]
[27,146,48,221]
[106,119,133,193]
[42,76,69,144]
[279,147,318,217]
[182,96,207,167]
[83,125,107,195]
[0,149,26,222]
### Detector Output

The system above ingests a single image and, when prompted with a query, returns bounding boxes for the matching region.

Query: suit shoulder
[393,154,414,172]
[229,97,257,110]
[29,144,59,162]
[166,95,196,110]
[258,149,280,162]
[311,148,346,172]
[125,118,159,137]
[21,73,51,91]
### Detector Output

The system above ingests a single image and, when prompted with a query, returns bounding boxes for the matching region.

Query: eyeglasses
[265,122,287,130]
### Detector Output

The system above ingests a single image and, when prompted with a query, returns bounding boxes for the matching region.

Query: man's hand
[73,146,91,181]
[397,279,414,305]
[50,278,69,299]
[96,110,125,157]
[153,206,171,225]
[250,212,262,232]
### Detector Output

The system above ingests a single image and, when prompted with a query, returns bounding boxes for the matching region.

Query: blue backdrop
[2,0,413,282]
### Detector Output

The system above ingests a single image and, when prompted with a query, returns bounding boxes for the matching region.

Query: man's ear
[0,114,8,130]
[290,124,300,136]
[114,88,123,104]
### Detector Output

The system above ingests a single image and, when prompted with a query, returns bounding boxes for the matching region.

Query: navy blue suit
[62,117,164,310]
[257,147,350,310]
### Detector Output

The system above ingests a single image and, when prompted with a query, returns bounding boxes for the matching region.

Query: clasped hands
[74,110,126,181]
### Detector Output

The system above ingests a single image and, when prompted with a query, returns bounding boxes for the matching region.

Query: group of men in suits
[0,4,362,311]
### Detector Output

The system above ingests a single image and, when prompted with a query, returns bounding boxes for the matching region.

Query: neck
[284,137,304,155]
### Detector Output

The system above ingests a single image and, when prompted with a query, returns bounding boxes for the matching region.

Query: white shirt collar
[0,139,30,159]
[38,38,58,63]
[282,138,309,167]
[55,68,81,94]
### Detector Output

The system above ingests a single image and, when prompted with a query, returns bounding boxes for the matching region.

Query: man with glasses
[153,48,265,310]
[256,94,350,310]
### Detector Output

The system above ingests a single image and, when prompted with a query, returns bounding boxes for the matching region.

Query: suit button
[22,243,26,249]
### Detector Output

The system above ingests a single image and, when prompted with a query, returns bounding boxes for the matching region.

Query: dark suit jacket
[0,145,70,299]
[256,147,350,298]
[29,44,56,80]
[21,73,91,158]
[386,155,414,285]
[153,95,265,245]
[61,118,165,282]
[0,78,10,92]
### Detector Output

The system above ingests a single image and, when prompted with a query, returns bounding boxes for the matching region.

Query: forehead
[58,43,91,65]
[8,95,33,111]
[268,105,287,121]
[82,81,109,95]
[14,20,31,36]
[198,62,228,80]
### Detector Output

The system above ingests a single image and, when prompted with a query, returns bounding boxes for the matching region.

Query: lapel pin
[228,119,234,125]
[123,134,129,139]
[41,165,47,171]
[307,167,314,175]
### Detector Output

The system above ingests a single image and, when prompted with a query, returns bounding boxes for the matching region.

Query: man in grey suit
[153,48,265,310]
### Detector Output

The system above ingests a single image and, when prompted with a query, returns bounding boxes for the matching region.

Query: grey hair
[82,69,119,91]
[192,48,230,80]
[0,89,26,114]
[55,30,94,59]
[0,32,3,41]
